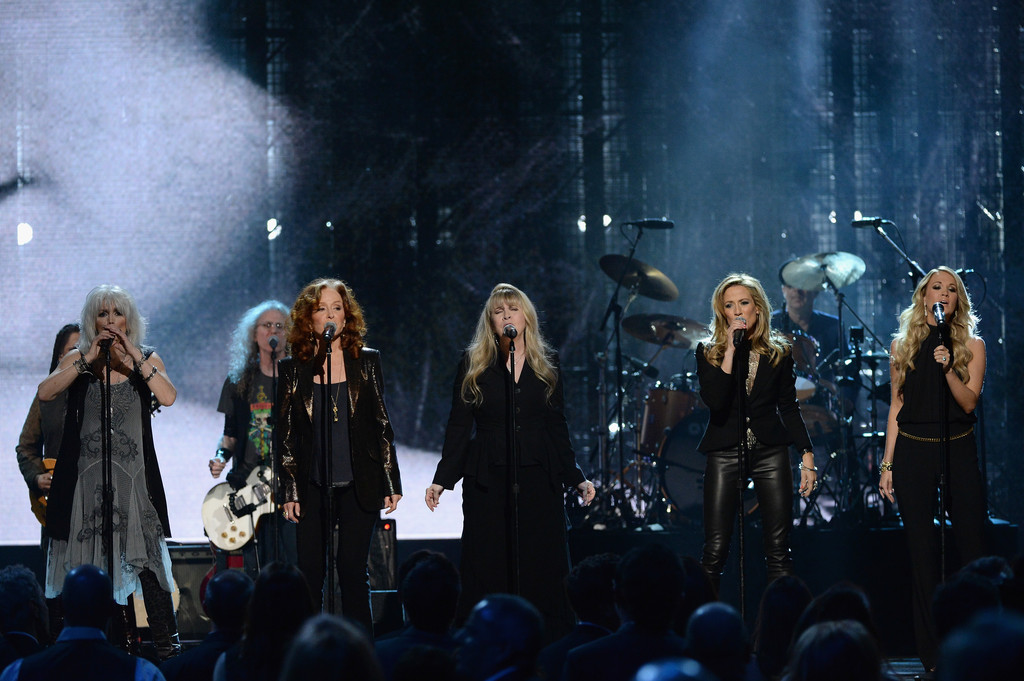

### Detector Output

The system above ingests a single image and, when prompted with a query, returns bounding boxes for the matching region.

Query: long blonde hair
[891,266,979,394]
[702,273,790,367]
[461,283,557,406]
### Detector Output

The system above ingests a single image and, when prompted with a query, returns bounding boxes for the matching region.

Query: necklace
[332,383,342,422]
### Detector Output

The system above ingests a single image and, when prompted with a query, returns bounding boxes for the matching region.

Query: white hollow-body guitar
[202,465,275,550]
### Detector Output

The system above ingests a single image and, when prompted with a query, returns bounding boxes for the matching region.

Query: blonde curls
[891,266,979,395]
[702,273,790,367]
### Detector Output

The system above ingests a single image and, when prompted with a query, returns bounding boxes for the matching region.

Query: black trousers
[294,484,378,634]
[701,445,794,587]
[892,431,987,669]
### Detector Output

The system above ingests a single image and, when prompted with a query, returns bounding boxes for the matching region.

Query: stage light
[577,215,587,232]
[266,218,282,240]
[16,223,32,246]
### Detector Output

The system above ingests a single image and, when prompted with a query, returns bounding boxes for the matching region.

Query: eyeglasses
[259,322,285,330]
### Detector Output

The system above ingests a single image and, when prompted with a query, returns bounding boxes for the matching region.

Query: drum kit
[590,245,894,530]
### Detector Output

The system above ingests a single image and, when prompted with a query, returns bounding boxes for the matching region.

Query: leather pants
[701,445,794,588]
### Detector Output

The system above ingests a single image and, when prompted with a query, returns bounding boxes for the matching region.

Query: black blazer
[277,347,401,513]
[695,342,813,454]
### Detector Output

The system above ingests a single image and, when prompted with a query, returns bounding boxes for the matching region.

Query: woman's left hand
[576,480,596,507]
[798,456,818,497]
[383,494,402,514]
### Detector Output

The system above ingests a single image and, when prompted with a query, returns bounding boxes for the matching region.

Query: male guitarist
[208,301,297,578]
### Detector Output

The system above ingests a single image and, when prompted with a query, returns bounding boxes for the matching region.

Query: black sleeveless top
[897,325,976,437]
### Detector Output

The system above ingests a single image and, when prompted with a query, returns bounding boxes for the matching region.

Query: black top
[897,325,976,435]
[311,381,353,485]
[695,342,814,454]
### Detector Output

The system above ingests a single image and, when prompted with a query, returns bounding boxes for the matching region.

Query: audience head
[566,552,620,629]
[684,602,750,681]
[0,565,47,640]
[455,594,543,681]
[932,571,1001,644]
[752,575,813,681]
[240,562,314,680]
[937,610,1024,681]
[674,555,717,636]
[785,620,882,681]
[398,550,460,633]
[61,564,114,629]
[793,582,879,646]
[633,658,718,681]
[203,569,254,634]
[279,613,383,681]
[615,544,685,632]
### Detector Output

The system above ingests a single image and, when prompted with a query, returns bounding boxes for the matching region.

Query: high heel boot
[139,569,180,660]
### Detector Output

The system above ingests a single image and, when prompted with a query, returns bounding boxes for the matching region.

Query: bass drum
[657,411,710,522]
[657,410,759,523]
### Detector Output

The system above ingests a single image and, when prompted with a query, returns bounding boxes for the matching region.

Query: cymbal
[621,314,708,349]
[779,251,866,290]
[599,254,679,301]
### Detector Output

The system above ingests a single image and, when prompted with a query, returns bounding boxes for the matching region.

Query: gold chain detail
[897,426,974,443]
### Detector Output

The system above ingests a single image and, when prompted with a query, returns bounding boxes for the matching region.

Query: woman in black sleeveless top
[878,266,987,671]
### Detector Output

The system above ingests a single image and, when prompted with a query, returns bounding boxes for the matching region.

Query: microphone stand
[505,334,521,595]
[859,220,927,283]
[100,342,115,594]
[269,342,280,563]
[936,320,950,583]
[733,338,749,621]
[598,226,646,527]
[320,336,336,613]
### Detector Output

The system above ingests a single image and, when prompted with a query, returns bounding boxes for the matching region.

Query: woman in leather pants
[695,273,817,592]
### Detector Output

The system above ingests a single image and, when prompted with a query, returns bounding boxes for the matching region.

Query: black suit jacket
[277,347,401,513]
[695,342,813,454]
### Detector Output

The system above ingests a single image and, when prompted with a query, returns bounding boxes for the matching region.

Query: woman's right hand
[282,501,301,523]
[878,470,894,502]
[425,484,444,511]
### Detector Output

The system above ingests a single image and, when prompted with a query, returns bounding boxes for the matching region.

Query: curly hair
[227,300,291,396]
[702,273,790,368]
[286,278,366,363]
[891,266,979,395]
[461,283,557,406]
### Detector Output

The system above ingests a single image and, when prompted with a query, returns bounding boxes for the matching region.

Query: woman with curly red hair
[276,278,402,633]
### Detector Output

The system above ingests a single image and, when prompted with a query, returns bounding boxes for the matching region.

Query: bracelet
[73,357,91,375]
[879,460,893,472]
[134,357,146,374]
[143,364,158,382]
[798,461,818,472]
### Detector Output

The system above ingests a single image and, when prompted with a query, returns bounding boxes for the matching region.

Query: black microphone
[98,338,113,351]
[851,217,892,228]
[269,336,278,350]
[624,219,674,230]
[733,317,746,347]
[323,322,337,342]
[932,302,946,327]
[503,324,518,339]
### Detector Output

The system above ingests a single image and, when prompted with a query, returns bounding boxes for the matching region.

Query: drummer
[771,272,842,371]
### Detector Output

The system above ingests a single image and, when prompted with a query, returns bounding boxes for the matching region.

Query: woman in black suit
[425,283,595,640]
[277,278,402,633]
[696,273,817,590]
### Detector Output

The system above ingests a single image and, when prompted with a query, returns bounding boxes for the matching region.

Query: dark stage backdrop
[2,1,1021,547]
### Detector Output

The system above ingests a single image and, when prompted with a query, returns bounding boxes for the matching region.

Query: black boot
[139,569,180,660]
[45,596,64,645]
[108,601,140,655]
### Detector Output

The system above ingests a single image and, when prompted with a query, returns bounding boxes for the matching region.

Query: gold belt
[897,426,974,443]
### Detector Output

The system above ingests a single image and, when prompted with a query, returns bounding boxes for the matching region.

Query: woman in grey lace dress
[37,284,180,659]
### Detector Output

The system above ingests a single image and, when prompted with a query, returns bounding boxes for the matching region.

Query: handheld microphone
[733,317,746,347]
[503,324,518,339]
[323,322,337,342]
[851,217,892,228]
[932,302,946,327]
[624,219,675,230]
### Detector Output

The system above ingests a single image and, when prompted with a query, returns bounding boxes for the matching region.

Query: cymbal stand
[598,228,648,526]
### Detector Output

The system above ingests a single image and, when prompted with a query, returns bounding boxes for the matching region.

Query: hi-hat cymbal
[621,314,708,349]
[599,254,679,301]
[779,251,866,290]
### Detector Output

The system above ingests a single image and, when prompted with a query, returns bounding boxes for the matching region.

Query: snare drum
[639,383,698,454]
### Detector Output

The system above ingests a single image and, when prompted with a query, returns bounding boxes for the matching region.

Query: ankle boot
[139,570,180,660]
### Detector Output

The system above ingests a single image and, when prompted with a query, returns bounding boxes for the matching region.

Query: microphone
[322,322,337,342]
[733,317,746,347]
[269,336,279,350]
[932,302,946,327]
[98,338,113,351]
[624,219,674,230]
[850,217,892,228]
[503,324,518,339]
